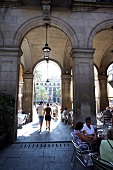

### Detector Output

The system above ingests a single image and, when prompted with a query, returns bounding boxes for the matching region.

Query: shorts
[45,116,51,121]
[39,116,44,122]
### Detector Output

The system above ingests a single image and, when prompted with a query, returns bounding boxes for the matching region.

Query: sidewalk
[17,118,72,143]
[0,115,75,170]
[0,108,99,170]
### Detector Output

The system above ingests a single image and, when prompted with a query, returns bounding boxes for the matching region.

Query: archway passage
[93,26,113,112]
[18,23,72,128]
[33,61,61,106]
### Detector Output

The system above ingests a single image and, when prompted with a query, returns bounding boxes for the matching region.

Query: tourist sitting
[82,117,97,143]
[103,107,112,117]
[72,121,89,149]
[100,128,113,163]
[82,117,100,152]
[103,107,112,125]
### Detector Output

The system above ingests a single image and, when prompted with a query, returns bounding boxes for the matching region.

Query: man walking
[36,101,44,132]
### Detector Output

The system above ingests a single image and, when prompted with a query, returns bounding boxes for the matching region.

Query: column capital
[23,73,33,79]
[0,47,23,57]
[70,48,95,59]
[98,74,108,80]
[61,74,72,79]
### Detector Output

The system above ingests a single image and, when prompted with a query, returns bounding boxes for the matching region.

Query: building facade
[35,77,61,104]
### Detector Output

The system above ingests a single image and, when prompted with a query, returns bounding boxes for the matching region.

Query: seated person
[63,108,68,123]
[100,128,113,163]
[72,121,88,149]
[103,107,112,117]
[82,117,97,144]
[103,107,112,124]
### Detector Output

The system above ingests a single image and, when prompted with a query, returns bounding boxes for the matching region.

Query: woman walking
[44,103,52,131]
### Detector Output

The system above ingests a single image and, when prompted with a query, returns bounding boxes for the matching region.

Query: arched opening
[107,63,113,107]
[17,20,73,133]
[92,22,113,112]
[33,61,61,121]
[94,66,100,113]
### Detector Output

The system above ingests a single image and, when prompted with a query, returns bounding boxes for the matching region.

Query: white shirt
[82,123,94,135]
[37,105,44,116]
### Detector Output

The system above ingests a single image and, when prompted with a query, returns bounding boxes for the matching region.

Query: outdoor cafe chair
[103,115,112,126]
[90,152,113,170]
[71,132,93,169]
[72,142,93,169]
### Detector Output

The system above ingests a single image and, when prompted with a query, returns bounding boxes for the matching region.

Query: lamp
[42,23,51,62]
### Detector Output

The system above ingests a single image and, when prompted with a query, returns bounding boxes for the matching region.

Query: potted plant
[0,90,15,148]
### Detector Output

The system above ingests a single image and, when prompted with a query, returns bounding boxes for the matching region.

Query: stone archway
[89,20,113,111]
[15,17,77,122]
[14,17,78,48]
[87,19,113,48]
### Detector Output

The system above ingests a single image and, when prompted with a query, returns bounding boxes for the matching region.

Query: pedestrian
[44,103,52,131]
[54,103,58,120]
[63,108,68,124]
[36,101,44,132]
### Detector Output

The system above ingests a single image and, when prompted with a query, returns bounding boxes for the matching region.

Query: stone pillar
[71,48,96,125]
[23,73,33,121]
[61,75,72,111]
[0,47,22,142]
[98,74,109,112]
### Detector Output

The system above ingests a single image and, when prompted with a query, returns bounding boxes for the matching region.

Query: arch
[32,58,63,75]
[94,63,99,74]
[14,16,79,48]
[21,38,32,73]
[99,42,113,74]
[88,19,113,48]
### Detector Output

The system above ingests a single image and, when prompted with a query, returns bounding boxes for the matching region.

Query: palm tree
[36,85,47,101]
[56,88,61,103]
[34,70,42,82]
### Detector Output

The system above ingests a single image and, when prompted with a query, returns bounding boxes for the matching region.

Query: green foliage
[34,70,42,82]
[56,88,61,98]
[36,85,47,100]
[0,90,15,136]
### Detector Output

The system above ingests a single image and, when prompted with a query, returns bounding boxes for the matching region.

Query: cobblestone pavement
[0,119,94,170]
[0,107,98,170]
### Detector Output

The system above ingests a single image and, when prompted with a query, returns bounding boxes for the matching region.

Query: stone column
[71,48,96,125]
[0,47,22,142]
[61,75,72,111]
[98,74,109,112]
[23,73,33,121]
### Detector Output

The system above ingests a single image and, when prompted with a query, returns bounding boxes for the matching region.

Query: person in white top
[82,117,97,148]
[36,101,44,132]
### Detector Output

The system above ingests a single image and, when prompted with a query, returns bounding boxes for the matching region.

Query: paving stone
[30,156,54,164]
[21,150,44,157]
[4,158,30,165]
[0,151,22,158]
[0,158,7,165]
[13,163,44,170]
[0,164,15,170]
[44,163,72,170]
[55,155,71,162]
[44,150,66,156]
